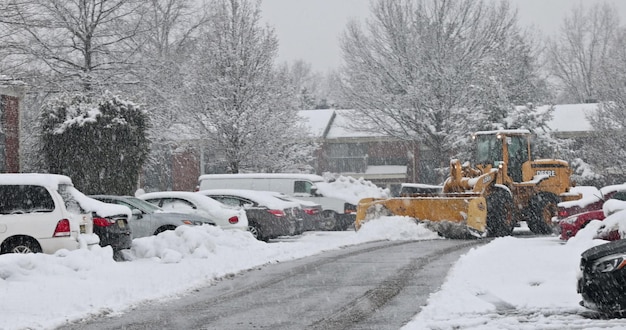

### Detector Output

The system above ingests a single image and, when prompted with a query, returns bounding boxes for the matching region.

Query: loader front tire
[486,189,515,237]
[527,193,559,235]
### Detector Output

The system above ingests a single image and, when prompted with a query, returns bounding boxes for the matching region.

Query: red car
[560,199,626,241]
[557,184,626,220]
[560,209,605,240]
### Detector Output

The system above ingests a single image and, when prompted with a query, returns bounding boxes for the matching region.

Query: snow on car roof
[138,190,245,221]
[197,189,301,209]
[603,199,626,217]
[198,173,325,182]
[70,188,132,218]
[139,191,226,208]
[269,192,320,207]
[0,173,73,188]
[0,173,131,218]
[558,184,626,209]
[557,186,601,208]
[600,183,626,195]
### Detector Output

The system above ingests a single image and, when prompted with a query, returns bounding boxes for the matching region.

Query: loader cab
[473,130,531,183]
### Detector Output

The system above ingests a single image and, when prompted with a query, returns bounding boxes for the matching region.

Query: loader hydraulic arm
[444,159,494,194]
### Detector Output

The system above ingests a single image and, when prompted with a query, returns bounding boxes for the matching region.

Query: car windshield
[126,197,162,213]
[57,184,86,214]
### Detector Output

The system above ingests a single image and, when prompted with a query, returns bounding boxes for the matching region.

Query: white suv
[0,173,100,254]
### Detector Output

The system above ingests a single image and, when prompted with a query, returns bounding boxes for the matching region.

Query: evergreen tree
[40,91,150,194]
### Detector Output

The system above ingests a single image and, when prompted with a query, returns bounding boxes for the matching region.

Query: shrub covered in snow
[40,91,150,195]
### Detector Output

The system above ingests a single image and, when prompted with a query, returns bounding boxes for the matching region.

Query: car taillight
[228,216,239,224]
[53,219,71,237]
[267,209,285,217]
[93,217,113,227]
[303,208,319,215]
[344,203,357,214]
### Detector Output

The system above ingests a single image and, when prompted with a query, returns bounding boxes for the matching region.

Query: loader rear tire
[527,193,559,235]
[486,189,515,237]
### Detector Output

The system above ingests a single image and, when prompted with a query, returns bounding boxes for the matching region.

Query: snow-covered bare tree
[578,28,626,184]
[547,2,620,103]
[184,0,316,173]
[127,0,210,190]
[284,60,326,110]
[0,0,151,175]
[0,0,146,93]
[339,0,548,183]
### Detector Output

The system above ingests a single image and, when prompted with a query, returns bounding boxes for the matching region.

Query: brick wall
[172,149,200,191]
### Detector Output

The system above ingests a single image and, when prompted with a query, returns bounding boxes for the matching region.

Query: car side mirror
[132,209,143,219]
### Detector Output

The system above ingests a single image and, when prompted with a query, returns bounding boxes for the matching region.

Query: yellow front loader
[355,130,581,238]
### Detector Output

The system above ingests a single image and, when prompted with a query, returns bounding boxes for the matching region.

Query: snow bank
[0,217,437,330]
[315,175,390,205]
[404,236,609,329]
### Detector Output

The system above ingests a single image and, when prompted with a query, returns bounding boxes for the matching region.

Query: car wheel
[322,211,340,231]
[113,250,128,262]
[2,237,42,254]
[248,222,267,241]
[320,213,336,231]
[154,225,176,236]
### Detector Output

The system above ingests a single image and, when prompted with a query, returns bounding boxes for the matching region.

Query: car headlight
[591,254,626,273]
[562,214,581,224]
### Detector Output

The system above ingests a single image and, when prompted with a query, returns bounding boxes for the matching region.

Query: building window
[326,143,367,173]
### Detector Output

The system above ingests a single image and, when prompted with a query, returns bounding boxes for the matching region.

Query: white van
[0,173,102,254]
[197,173,356,230]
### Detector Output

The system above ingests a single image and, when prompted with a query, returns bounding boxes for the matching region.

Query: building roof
[325,109,387,139]
[298,109,390,140]
[544,103,597,132]
[298,103,598,140]
[297,109,335,138]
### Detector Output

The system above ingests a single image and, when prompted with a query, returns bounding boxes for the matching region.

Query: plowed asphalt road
[59,238,487,330]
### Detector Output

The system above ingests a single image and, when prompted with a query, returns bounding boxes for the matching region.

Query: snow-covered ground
[1,217,626,330]
[403,223,626,329]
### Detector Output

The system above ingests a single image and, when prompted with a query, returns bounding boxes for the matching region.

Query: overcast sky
[260,0,626,73]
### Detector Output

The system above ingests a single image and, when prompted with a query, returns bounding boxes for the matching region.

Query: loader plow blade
[355,194,488,238]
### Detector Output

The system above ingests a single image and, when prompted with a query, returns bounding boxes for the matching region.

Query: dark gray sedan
[90,195,215,238]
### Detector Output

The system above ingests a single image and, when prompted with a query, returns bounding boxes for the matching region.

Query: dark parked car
[92,212,132,259]
[197,189,301,241]
[578,239,626,315]
[270,192,331,231]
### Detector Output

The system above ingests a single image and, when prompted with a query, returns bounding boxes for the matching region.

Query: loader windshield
[474,134,502,166]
